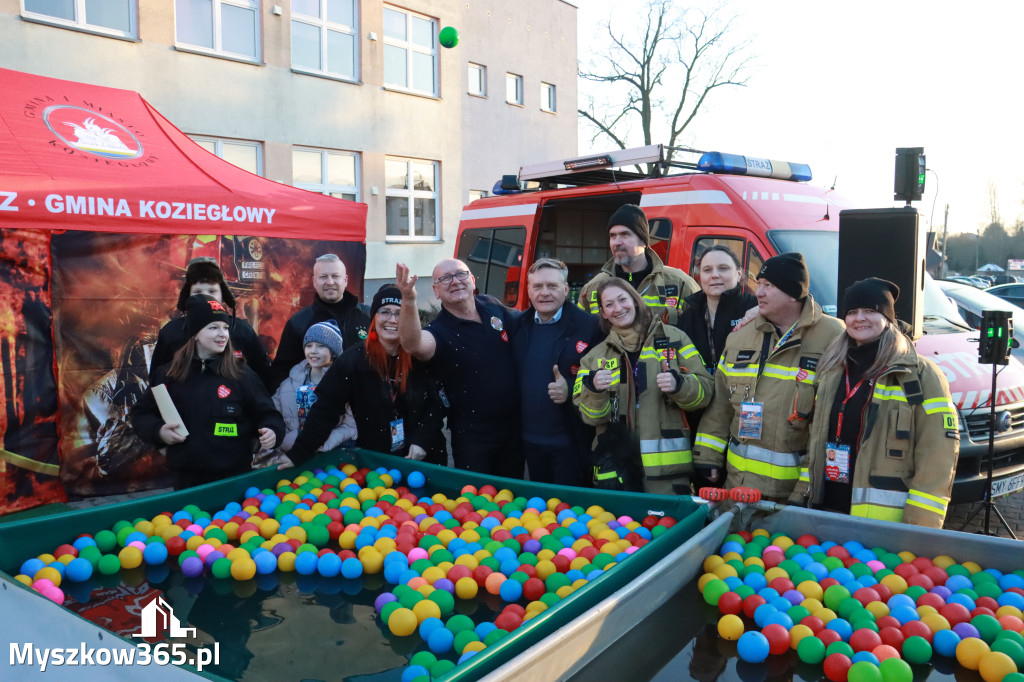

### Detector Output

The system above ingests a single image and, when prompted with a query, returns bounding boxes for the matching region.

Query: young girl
[272,320,357,454]
[573,278,713,494]
[133,294,284,489]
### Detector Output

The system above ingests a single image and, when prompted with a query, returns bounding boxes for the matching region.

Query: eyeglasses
[434,270,471,286]
[376,309,401,320]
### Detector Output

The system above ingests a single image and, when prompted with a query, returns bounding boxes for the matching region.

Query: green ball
[1001,673,1024,682]
[824,585,851,610]
[438,26,459,48]
[483,628,509,646]
[838,597,864,619]
[97,554,121,575]
[971,614,1003,643]
[702,579,729,606]
[398,589,423,608]
[849,563,872,579]
[94,530,118,553]
[380,601,401,622]
[878,657,913,682]
[826,641,854,659]
[429,589,455,616]
[211,557,233,579]
[901,635,932,664]
[904,586,926,602]
[446,614,474,634]
[797,635,826,664]
[453,629,480,653]
[545,573,571,593]
[991,638,1024,668]
[430,659,457,677]
[996,630,1024,648]
[410,651,437,668]
[847,660,882,682]
[78,545,103,567]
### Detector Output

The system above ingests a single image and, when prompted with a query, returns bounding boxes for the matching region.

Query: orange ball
[484,572,506,595]
[998,614,1024,633]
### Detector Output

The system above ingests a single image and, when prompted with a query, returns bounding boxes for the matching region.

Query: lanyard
[835,369,867,440]
[773,322,799,353]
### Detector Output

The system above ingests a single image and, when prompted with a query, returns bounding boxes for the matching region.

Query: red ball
[800,615,826,633]
[326,521,344,539]
[447,565,472,582]
[906,573,934,591]
[817,629,843,647]
[878,626,905,652]
[762,624,790,656]
[762,550,785,569]
[491,529,512,542]
[872,644,902,661]
[901,620,933,643]
[743,595,767,619]
[165,536,186,556]
[551,555,571,573]
[893,563,919,579]
[976,596,999,612]
[849,628,882,652]
[494,611,522,631]
[915,592,946,610]
[479,484,498,497]
[797,534,819,548]
[911,556,935,572]
[853,587,882,606]
[641,516,660,529]
[472,566,493,586]
[736,531,754,542]
[820,578,841,590]
[876,616,902,631]
[54,544,78,559]
[940,603,973,625]
[503,603,526,618]
[970,606,997,618]
[337,550,356,561]
[769,577,796,594]
[657,516,677,528]
[522,578,546,601]
[579,546,599,561]
[872,583,893,603]
[518,564,537,579]
[554,502,571,514]
[922,566,948,586]
[826,546,851,560]
[841,557,860,568]
[823,652,852,682]
[718,591,744,616]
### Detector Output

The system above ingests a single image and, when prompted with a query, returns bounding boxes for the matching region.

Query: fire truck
[454,144,1024,505]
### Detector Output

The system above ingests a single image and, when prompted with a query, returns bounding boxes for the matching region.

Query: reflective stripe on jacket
[790,345,959,528]
[577,249,699,326]
[692,294,845,499]
[573,320,712,494]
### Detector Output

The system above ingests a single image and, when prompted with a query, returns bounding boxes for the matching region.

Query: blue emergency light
[698,151,812,182]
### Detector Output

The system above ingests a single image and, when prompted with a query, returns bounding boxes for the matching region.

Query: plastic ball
[762,623,790,655]
[142,543,168,566]
[388,607,419,636]
[877,657,913,682]
[737,630,770,663]
[438,26,459,49]
[847,660,882,682]
[64,557,93,582]
[230,558,257,581]
[823,652,852,682]
[932,628,961,657]
[798,635,827,664]
[978,651,1017,682]
[181,555,204,577]
[427,626,455,654]
[901,635,932,664]
[407,471,426,488]
[956,637,990,670]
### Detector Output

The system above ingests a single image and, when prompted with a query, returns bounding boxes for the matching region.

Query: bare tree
[578,1,753,167]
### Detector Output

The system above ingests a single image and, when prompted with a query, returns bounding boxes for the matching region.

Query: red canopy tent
[0,68,368,512]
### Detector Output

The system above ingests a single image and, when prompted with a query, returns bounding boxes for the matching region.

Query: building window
[382,6,437,96]
[23,0,137,38]
[190,136,263,176]
[291,0,357,80]
[292,148,360,201]
[468,63,486,97]
[385,157,439,239]
[468,189,488,203]
[541,82,556,112]
[506,73,523,105]
[175,0,260,61]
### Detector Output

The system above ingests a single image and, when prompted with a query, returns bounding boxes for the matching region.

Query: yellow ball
[412,599,442,623]
[118,546,143,570]
[277,552,297,572]
[772,536,794,550]
[916,604,938,618]
[956,637,991,671]
[996,605,1023,619]
[961,561,982,574]
[455,576,478,599]
[816,608,837,624]
[698,573,720,592]
[230,558,257,581]
[361,549,384,575]
[463,640,487,654]
[765,567,790,583]
[978,651,1017,682]
[717,614,744,641]
[789,624,814,650]
[865,601,890,619]
[14,574,32,586]
[713,564,739,580]
[880,573,909,595]
[797,580,824,602]
[897,551,916,563]
[921,612,950,633]
[703,555,725,573]
[387,608,418,637]
[34,566,63,586]
[932,555,956,569]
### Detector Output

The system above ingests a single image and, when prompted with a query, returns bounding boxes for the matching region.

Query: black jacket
[509,302,604,458]
[150,316,273,389]
[675,286,758,372]
[132,356,285,477]
[288,342,448,466]
[270,292,370,390]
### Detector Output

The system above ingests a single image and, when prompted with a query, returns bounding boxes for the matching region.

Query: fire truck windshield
[767,230,839,313]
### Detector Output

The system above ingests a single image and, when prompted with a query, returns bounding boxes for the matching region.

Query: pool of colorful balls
[698,530,1024,682]
[8,463,679,681]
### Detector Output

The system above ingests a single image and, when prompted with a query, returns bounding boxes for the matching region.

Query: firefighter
[573,277,712,494]
[693,252,844,501]
[577,204,699,325]
[789,278,959,528]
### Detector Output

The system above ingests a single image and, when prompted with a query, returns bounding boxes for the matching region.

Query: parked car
[986,282,1024,307]
[971,275,995,288]
[936,279,1024,360]
[943,276,984,288]
[987,274,1020,286]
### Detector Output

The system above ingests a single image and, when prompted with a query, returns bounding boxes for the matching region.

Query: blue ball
[419,617,444,640]
[427,627,454,654]
[764,612,794,630]
[753,603,778,628]
[407,471,426,488]
[826,618,853,642]
[402,664,430,682]
[341,557,363,579]
[890,605,921,625]
[499,579,523,602]
[851,651,880,665]
[744,573,768,591]
[65,557,94,582]
[475,622,497,639]
[317,553,342,578]
[999,573,1024,591]
[998,592,1024,610]
[932,629,961,657]
[737,631,770,663]
[945,575,972,593]
[294,552,319,575]
[20,558,46,578]
[254,552,278,575]
[388,468,402,484]
[72,536,97,551]
[887,593,916,610]
[457,650,479,664]
[947,593,976,610]
[142,543,168,566]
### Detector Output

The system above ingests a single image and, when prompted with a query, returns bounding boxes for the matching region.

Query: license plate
[991,472,1024,499]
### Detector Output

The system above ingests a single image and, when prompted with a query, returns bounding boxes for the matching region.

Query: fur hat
[842,277,899,323]
[184,294,232,337]
[304,320,344,359]
[606,204,650,246]
[176,257,235,311]
[757,252,810,301]
[370,285,403,319]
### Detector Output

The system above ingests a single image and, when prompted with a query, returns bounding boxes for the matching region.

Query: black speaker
[838,207,925,338]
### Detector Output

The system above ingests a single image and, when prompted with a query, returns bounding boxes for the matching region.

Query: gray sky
[573,0,1023,235]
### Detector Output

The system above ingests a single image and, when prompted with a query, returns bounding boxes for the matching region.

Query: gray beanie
[304,320,343,359]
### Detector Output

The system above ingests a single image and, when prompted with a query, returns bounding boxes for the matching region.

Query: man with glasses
[396,259,524,478]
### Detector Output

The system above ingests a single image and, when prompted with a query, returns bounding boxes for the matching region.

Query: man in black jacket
[270,254,369,389]
[510,259,603,486]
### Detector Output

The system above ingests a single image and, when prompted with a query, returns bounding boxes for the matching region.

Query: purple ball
[204,550,226,567]
[434,578,455,594]
[784,589,804,605]
[272,542,293,556]
[952,622,980,639]
[181,556,204,577]
[375,592,398,613]
[930,585,952,600]
[523,539,542,554]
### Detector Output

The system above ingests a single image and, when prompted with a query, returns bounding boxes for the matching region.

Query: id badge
[738,401,763,439]
[390,418,405,453]
[824,442,851,483]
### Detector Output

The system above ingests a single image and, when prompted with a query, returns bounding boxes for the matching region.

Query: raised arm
[396,263,437,361]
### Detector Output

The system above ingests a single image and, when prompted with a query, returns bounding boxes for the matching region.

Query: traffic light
[894,147,926,202]
[979,310,1013,365]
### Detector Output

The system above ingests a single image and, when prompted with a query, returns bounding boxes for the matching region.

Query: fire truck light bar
[698,151,812,182]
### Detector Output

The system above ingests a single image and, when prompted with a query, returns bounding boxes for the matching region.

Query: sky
[571,0,1024,236]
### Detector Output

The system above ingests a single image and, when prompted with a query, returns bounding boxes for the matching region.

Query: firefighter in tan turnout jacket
[693,253,844,499]
[573,278,712,494]
[577,204,698,326]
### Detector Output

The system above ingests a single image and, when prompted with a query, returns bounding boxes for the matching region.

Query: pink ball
[557,548,577,560]
[866,560,886,573]
[31,578,55,592]
[765,545,783,554]
[624,546,640,555]
[41,586,64,604]
[407,548,429,562]
[186,524,204,534]
[128,541,147,551]
[617,515,634,525]
[195,544,215,560]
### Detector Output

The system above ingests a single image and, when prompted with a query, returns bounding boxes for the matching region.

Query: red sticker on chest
[576,341,588,354]
[501,330,509,343]
[796,369,808,382]
[217,385,231,398]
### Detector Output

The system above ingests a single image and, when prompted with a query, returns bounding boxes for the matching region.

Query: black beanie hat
[757,252,810,301]
[176,257,235,311]
[371,284,403,318]
[606,204,650,246]
[842,277,899,323]
[184,294,232,337]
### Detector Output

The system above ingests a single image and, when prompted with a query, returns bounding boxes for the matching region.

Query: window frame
[385,156,440,241]
[189,135,264,176]
[292,147,361,202]
[540,82,556,112]
[382,5,438,97]
[467,62,487,97]
[505,72,523,105]
[22,0,138,39]
[468,189,489,204]
[174,0,261,63]
[290,0,359,82]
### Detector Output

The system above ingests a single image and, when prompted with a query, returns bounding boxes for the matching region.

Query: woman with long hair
[789,278,959,527]
[284,285,447,467]
[133,294,284,489]
[573,277,713,493]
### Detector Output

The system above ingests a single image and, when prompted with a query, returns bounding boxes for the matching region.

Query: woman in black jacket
[133,295,284,489]
[285,285,447,467]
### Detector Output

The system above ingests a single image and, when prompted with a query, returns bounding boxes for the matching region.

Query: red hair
[364,327,411,394]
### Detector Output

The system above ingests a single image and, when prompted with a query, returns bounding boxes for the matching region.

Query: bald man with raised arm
[396,261,523,478]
